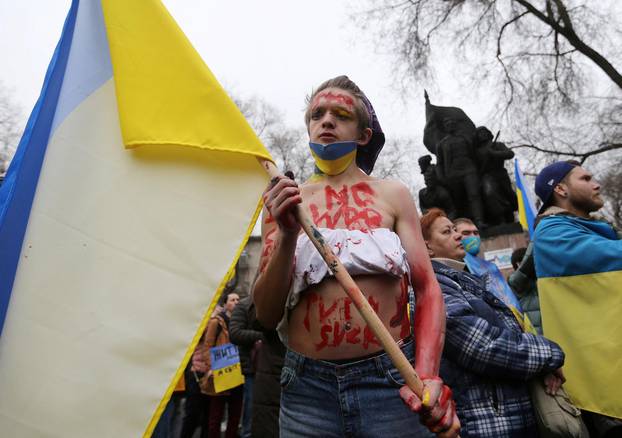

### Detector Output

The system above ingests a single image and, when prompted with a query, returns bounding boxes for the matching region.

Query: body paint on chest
[309,182,383,231]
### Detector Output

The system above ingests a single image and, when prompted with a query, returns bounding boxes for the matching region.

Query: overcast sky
[0,0,489,153]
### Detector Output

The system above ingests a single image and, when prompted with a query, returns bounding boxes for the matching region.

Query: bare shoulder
[372,178,417,224]
[375,178,413,202]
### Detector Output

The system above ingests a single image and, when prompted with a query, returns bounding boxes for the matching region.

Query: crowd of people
[152,75,620,437]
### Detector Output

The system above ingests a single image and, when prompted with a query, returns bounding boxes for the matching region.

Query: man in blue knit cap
[533,160,622,438]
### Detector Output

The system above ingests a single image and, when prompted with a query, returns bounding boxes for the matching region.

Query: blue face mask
[462,236,481,256]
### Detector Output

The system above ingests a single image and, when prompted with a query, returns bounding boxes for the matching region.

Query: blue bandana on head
[462,236,481,256]
[309,141,358,175]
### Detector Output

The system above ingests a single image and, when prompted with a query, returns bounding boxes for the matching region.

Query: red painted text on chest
[309,182,382,231]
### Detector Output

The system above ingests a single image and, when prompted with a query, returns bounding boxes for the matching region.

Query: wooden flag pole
[258,158,425,397]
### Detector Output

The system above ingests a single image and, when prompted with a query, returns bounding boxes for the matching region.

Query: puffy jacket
[433,260,564,438]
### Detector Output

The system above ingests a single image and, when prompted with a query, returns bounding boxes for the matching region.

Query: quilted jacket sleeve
[438,273,564,380]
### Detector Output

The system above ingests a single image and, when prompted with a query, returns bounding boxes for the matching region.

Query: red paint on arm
[411,262,445,377]
[258,228,277,274]
[391,181,445,377]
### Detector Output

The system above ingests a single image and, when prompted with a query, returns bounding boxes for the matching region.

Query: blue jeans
[241,375,254,438]
[279,339,435,437]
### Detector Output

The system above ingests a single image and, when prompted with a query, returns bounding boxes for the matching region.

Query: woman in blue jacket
[410,208,565,437]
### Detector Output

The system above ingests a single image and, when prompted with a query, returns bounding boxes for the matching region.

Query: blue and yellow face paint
[309,141,358,176]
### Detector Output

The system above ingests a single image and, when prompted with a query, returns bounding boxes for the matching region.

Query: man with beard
[533,160,622,437]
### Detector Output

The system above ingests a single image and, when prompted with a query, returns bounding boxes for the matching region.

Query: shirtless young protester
[252,76,459,437]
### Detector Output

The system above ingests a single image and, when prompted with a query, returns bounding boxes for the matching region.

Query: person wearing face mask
[454,218,480,257]
[420,208,566,438]
[452,218,530,330]
[253,75,460,437]
[533,161,622,436]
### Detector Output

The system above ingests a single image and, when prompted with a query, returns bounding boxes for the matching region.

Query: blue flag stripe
[0,0,79,335]
[514,159,536,236]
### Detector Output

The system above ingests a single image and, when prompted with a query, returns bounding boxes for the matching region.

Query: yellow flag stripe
[538,272,622,419]
[516,187,528,231]
[101,0,272,161]
[144,197,264,438]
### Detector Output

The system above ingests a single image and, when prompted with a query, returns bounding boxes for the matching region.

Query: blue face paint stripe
[309,141,357,161]
[0,0,79,335]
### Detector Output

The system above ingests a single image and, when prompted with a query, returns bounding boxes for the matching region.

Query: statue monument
[420,92,521,235]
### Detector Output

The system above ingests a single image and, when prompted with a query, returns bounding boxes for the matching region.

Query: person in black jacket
[250,319,286,438]
[229,296,264,438]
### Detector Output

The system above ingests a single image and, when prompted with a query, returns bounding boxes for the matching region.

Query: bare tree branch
[511,142,622,164]
[357,0,622,168]
[515,0,622,88]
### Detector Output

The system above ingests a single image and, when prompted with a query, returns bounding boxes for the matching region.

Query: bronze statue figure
[418,155,456,218]
[474,127,518,225]
[418,93,519,231]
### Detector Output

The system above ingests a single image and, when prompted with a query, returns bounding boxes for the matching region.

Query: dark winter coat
[229,296,264,375]
[250,315,286,438]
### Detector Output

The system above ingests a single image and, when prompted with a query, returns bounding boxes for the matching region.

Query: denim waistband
[284,337,414,380]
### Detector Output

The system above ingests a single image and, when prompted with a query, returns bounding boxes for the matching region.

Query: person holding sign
[253,76,459,437]
[192,291,243,438]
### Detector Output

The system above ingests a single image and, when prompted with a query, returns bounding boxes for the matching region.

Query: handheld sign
[209,343,245,393]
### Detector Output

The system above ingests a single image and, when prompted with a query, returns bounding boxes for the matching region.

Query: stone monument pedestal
[480,225,528,278]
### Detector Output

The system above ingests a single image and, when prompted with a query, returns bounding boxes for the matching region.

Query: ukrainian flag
[514,159,536,237]
[0,1,271,436]
[534,215,622,419]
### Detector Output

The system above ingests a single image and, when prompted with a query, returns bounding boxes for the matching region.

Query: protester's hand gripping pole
[259,159,425,398]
